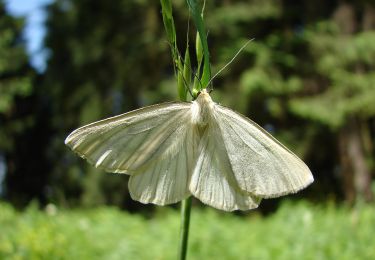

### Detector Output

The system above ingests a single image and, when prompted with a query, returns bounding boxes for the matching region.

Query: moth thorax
[191,90,214,127]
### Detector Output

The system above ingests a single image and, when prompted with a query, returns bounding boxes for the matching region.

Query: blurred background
[1,0,375,259]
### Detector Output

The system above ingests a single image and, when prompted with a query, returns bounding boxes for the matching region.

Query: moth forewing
[213,104,313,198]
[65,102,192,174]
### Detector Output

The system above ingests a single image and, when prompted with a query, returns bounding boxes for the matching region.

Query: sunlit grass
[1,201,374,259]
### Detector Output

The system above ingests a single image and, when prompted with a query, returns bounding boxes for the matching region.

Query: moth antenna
[208,38,254,87]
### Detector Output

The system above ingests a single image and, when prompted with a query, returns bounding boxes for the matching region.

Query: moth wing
[190,123,261,211]
[65,102,192,174]
[213,104,314,198]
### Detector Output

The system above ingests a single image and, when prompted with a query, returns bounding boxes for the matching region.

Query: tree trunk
[338,119,373,203]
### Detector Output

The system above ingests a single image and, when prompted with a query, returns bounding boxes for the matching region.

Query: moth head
[196,88,211,97]
[194,86,213,100]
[195,89,214,107]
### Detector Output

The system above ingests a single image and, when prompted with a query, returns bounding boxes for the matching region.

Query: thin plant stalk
[178,197,192,260]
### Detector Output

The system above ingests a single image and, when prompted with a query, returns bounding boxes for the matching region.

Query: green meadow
[1,201,374,260]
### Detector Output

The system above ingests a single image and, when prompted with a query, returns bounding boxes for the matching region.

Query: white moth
[65,89,313,211]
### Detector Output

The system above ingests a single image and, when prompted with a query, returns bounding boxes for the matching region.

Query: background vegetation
[1,201,375,259]
[1,0,375,258]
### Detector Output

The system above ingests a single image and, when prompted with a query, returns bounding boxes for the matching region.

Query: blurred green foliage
[1,201,375,259]
[0,1,34,151]
[290,25,375,129]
